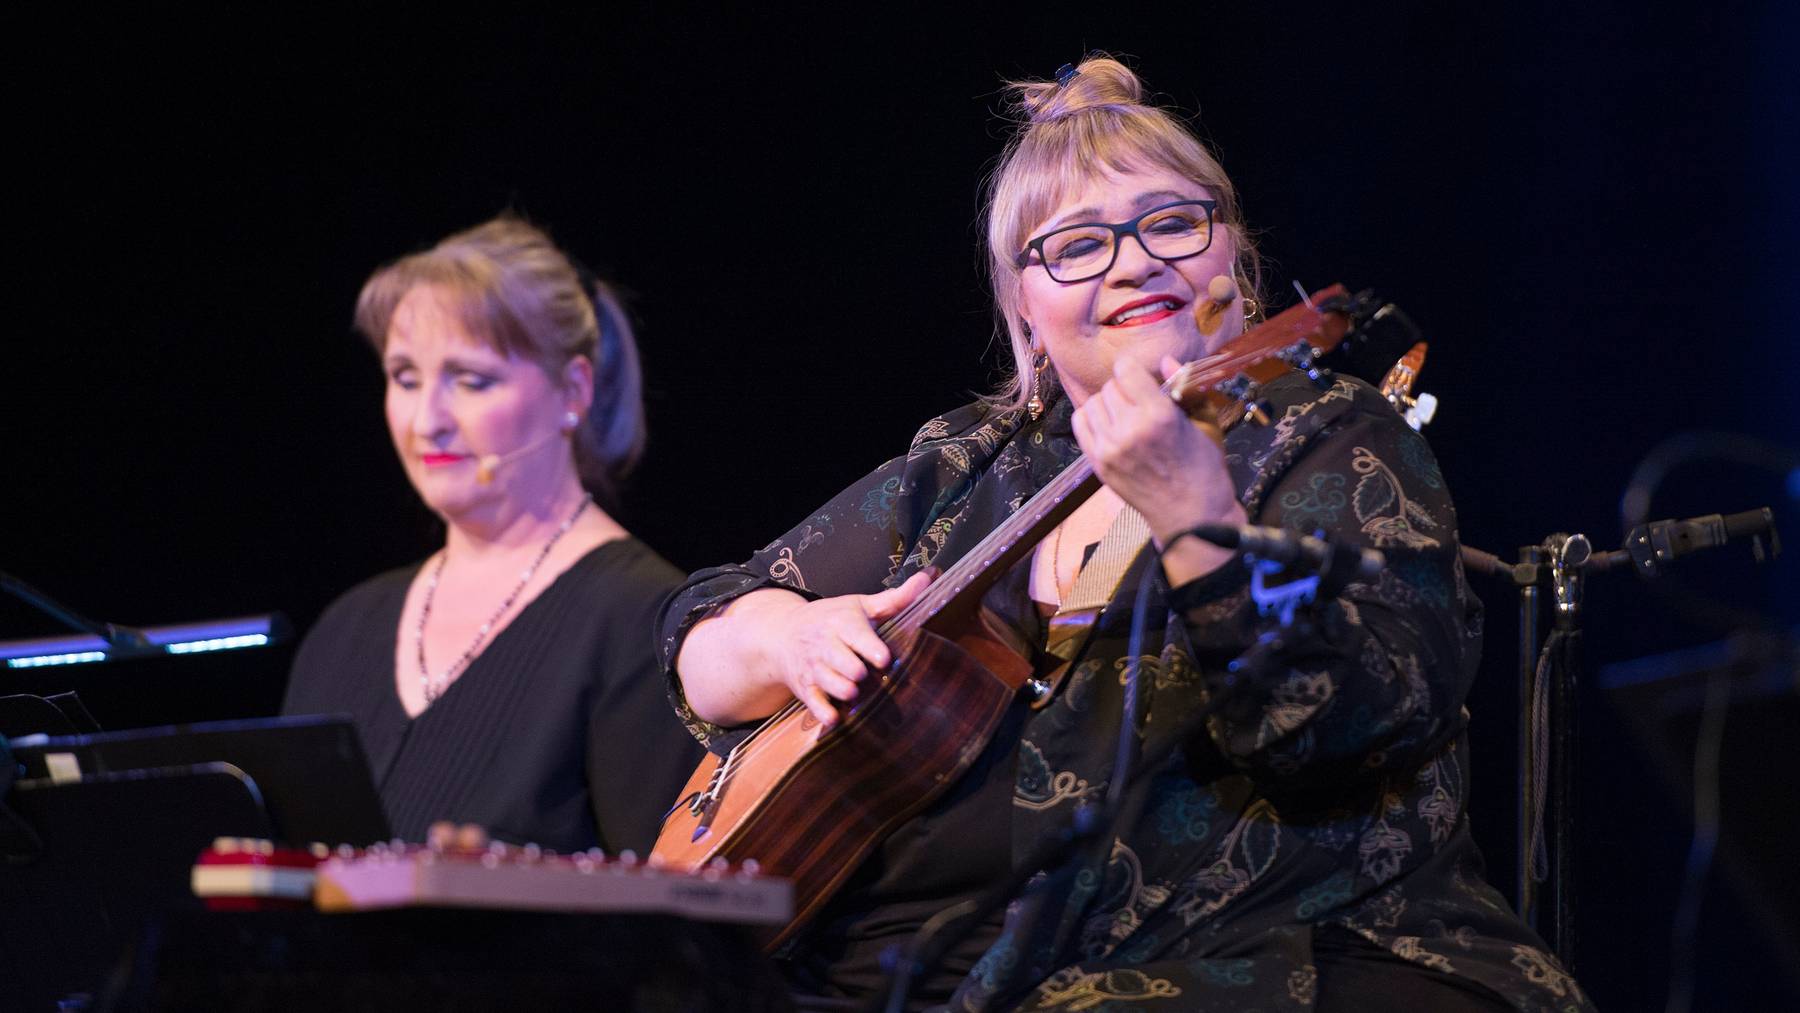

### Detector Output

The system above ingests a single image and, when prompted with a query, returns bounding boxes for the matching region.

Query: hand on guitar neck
[675,570,936,729]
[1070,352,1248,588]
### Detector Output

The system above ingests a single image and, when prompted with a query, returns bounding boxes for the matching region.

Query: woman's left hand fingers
[1112,356,1166,404]
[1076,354,1238,534]
[1084,359,1178,455]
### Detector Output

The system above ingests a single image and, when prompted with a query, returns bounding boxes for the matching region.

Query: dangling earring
[1025,350,1049,422]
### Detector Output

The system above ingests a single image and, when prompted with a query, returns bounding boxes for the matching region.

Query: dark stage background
[5,5,1797,1008]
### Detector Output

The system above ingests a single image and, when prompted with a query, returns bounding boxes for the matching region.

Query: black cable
[1527,630,1561,885]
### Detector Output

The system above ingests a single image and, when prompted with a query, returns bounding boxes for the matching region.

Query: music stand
[0,763,274,1010]
[1,716,392,1008]
[7,714,390,845]
[0,690,101,737]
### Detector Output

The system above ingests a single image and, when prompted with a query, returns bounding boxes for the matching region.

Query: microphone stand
[0,571,153,655]
[1460,507,1780,969]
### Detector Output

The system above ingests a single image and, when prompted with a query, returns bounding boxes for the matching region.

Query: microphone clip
[1248,560,1321,628]
[1172,522,1385,626]
[1622,507,1781,579]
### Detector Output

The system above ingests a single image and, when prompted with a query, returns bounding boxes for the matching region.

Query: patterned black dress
[658,372,1592,1012]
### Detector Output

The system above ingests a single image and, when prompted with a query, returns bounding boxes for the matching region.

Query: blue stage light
[6,651,109,669]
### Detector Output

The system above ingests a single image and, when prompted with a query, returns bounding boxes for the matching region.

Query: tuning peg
[1404,392,1438,431]
[1279,340,1331,385]
[1219,373,1258,402]
[1243,400,1274,426]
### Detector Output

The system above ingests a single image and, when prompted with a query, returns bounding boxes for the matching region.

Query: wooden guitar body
[654,616,1032,948]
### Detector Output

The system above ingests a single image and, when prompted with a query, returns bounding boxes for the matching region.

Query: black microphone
[1178,523,1386,583]
[1622,507,1781,577]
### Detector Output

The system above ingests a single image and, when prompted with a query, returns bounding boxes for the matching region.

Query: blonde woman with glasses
[659,59,1589,1012]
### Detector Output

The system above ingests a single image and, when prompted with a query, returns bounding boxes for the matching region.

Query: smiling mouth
[1103,297,1186,326]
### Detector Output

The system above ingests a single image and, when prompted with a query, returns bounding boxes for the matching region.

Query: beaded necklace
[415,493,591,705]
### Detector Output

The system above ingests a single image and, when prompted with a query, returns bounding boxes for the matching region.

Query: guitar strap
[1035,505,1152,708]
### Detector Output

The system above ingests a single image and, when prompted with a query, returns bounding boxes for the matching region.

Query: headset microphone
[474,430,567,485]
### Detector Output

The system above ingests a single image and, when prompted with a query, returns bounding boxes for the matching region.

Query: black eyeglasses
[1015,199,1218,283]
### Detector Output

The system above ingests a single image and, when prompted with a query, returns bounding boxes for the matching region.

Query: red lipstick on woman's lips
[420,452,468,468]
[1102,294,1188,328]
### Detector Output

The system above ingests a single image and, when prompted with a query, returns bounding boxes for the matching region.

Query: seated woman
[658,59,1590,1011]
[284,216,701,855]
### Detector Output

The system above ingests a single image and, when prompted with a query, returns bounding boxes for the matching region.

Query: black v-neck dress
[282,538,704,853]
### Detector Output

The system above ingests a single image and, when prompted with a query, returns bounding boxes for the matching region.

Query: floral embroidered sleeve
[655,454,923,751]
[656,401,1025,752]
[1178,378,1479,785]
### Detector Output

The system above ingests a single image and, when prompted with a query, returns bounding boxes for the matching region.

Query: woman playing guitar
[660,57,1590,1013]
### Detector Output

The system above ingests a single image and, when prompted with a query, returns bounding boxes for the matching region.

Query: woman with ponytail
[283,216,701,855]
[660,58,1588,1011]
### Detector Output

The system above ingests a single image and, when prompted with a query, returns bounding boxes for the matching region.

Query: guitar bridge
[687,764,727,842]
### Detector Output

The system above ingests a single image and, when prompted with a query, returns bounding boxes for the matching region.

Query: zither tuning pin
[1243,400,1274,427]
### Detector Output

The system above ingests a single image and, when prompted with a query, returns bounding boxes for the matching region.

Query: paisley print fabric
[658,372,1591,1011]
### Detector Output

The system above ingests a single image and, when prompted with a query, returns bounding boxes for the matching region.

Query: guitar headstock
[1379,341,1439,430]
[1165,284,1422,431]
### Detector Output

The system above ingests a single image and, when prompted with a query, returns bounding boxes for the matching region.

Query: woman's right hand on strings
[677,570,934,728]
[767,570,933,726]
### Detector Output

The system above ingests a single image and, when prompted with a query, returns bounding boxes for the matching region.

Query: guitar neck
[884,458,1101,637]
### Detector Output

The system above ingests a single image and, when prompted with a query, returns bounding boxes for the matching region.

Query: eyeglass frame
[1014,199,1220,283]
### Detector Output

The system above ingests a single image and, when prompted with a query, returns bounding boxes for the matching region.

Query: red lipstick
[1103,295,1187,328]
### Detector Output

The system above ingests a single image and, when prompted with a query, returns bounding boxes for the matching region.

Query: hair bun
[1013,55,1145,124]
